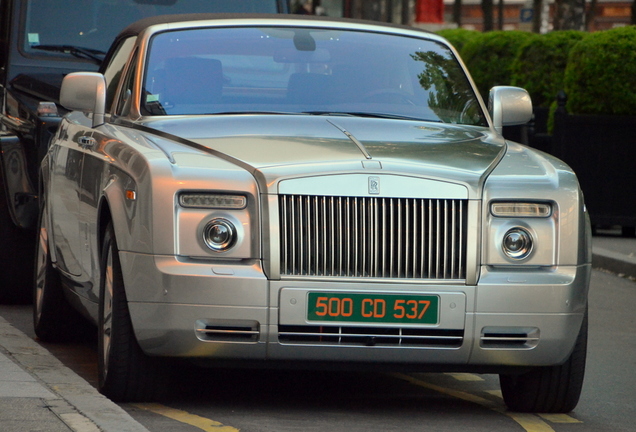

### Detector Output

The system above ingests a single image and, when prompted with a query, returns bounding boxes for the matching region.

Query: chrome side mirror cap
[60,72,107,128]
[488,86,532,134]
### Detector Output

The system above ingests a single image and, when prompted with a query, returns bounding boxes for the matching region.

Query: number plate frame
[307,292,439,324]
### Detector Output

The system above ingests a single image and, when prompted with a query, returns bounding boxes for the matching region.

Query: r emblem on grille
[368,176,380,195]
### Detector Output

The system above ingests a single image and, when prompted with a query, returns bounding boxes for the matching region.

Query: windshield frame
[133,23,488,127]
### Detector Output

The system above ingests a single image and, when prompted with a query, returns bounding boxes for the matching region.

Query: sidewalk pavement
[0,234,634,432]
[0,316,149,432]
[591,232,636,280]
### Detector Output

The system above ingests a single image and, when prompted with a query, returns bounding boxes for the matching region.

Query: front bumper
[121,252,590,370]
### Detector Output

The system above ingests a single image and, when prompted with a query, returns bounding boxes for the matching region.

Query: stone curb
[593,247,636,280]
[0,317,149,432]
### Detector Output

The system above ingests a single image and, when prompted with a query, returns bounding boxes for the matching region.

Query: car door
[77,127,107,297]
[49,120,90,277]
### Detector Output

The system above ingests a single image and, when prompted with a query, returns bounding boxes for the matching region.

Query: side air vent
[195,320,260,343]
[279,325,463,348]
[480,327,540,349]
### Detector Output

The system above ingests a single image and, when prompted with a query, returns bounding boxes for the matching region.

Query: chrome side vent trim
[278,325,463,348]
[480,327,540,349]
[195,320,260,343]
[279,195,468,280]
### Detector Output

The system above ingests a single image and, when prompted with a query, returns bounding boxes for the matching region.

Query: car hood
[140,115,505,195]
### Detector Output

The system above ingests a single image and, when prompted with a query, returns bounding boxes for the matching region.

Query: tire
[499,310,588,413]
[33,201,87,342]
[622,226,636,238]
[0,174,35,304]
[98,222,167,402]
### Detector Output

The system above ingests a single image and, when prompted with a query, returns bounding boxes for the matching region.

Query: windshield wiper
[31,45,106,65]
[302,111,357,117]
[303,111,441,122]
[209,111,310,116]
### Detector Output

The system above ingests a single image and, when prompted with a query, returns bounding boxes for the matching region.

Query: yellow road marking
[445,372,485,381]
[486,389,503,398]
[391,373,556,432]
[132,379,581,432]
[539,414,583,424]
[132,403,239,432]
[487,387,580,424]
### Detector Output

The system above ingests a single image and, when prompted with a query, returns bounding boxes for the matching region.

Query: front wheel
[500,310,588,413]
[98,222,167,402]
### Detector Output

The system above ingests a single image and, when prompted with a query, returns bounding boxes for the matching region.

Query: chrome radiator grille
[279,195,468,280]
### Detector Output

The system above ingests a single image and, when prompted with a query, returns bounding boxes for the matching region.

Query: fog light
[502,227,533,260]
[203,218,236,252]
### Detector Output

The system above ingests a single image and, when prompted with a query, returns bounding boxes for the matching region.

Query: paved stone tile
[0,398,71,431]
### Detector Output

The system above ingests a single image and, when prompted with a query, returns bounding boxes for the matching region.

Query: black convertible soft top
[116,12,428,40]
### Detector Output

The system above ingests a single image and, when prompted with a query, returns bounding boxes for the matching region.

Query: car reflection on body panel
[35,14,591,412]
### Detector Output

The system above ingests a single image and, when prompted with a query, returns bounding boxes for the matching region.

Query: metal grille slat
[279,195,467,280]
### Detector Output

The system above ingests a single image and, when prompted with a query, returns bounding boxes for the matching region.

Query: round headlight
[502,227,533,260]
[202,218,236,252]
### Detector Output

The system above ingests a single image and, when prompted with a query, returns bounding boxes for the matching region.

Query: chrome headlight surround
[202,218,237,252]
[501,227,533,260]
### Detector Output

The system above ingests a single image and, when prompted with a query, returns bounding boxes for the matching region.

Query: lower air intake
[278,325,463,348]
[195,320,260,343]
[480,327,540,349]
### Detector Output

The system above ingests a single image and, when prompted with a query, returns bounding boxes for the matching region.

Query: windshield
[141,26,487,126]
[23,0,280,57]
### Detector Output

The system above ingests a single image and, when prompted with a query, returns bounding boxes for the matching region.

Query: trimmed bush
[436,28,481,52]
[511,30,586,108]
[460,30,538,99]
[564,25,636,115]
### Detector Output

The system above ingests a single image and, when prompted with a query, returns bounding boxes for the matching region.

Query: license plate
[307,292,439,324]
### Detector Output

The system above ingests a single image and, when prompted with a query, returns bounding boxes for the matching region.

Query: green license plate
[307,293,439,324]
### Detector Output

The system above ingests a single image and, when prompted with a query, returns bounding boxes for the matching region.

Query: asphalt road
[1,268,634,432]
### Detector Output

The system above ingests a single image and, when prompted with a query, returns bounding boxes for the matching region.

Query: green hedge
[460,30,538,99]
[437,27,636,116]
[511,30,586,108]
[564,26,636,115]
[436,28,481,52]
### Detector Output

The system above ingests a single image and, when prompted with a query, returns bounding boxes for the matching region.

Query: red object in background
[416,0,444,23]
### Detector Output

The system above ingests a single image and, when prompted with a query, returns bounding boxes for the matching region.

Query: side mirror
[60,72,107,128]
[488,86,532,134]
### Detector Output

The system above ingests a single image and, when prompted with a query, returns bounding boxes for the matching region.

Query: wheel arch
[98,169,147,256]
[97,196,113,266]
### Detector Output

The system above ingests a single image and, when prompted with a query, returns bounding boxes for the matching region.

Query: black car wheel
[0,174,34,304]
[98,222,167,402]
[499,309,588,413]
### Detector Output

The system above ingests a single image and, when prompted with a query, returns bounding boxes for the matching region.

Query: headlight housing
[484,201,555,265]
